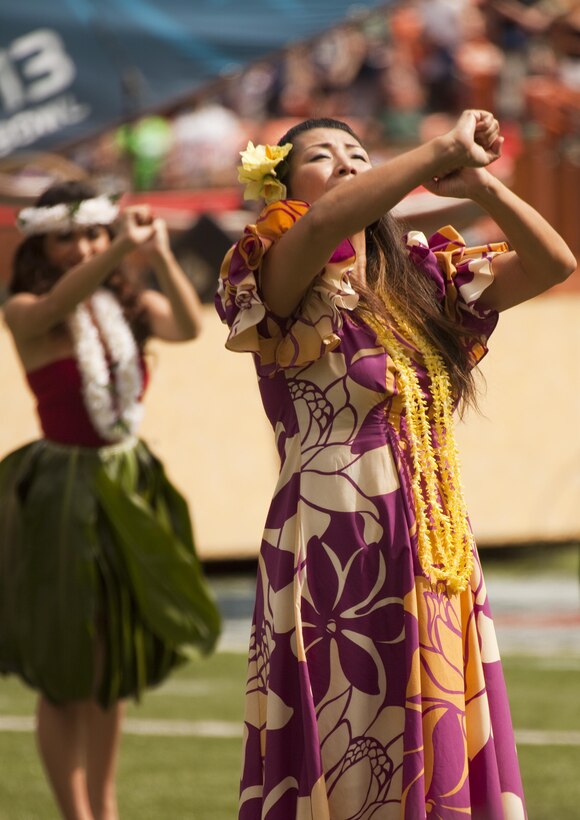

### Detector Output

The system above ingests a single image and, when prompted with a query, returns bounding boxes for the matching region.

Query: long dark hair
[276,118,477,409]
[9,180,151,347]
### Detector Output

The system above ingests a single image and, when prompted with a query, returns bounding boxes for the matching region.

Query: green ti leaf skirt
[0,437,221,708]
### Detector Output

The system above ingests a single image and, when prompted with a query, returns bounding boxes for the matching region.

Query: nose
[69,235,93,264]
[336,158,357,178]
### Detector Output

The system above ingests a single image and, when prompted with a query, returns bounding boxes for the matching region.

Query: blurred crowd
[68,0,580,196]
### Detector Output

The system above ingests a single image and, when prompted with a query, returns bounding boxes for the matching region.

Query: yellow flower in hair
[239,141,291,175]
[237,141,292,204]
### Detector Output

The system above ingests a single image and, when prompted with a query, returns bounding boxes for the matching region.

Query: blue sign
[0,0,389,157]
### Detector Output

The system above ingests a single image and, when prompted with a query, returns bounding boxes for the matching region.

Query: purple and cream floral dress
[216,199,526,820]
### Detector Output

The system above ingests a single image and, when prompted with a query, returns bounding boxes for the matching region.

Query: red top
[26,357,149,448]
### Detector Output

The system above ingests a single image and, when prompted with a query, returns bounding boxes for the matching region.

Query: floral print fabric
[217,199,359,375]
[216,201,525,819]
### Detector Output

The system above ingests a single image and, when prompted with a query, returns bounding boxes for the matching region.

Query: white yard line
[149,680,214,696]
[515,729,580,746]
[0,716,242,738]
[1,716,579,745]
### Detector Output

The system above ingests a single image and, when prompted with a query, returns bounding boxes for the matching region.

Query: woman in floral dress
[215,110,575,819]
[0,180,221,819]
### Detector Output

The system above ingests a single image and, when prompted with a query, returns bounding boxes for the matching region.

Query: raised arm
[467,173,575,312]
[261,110,502,317]
[4,207,155,342]
[425,168,577,313]
[138,218,203,342]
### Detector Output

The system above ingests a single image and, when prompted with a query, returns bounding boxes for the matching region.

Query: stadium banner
[0,0,389,157]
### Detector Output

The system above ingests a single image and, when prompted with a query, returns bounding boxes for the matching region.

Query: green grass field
[1,651,579,819]
[1,546,579,819]
[0,653,247,820]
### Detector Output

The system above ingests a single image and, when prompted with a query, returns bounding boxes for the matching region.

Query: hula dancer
[216,111,575,818]
[0,181,221,820]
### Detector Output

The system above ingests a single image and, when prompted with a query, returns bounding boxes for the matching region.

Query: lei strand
[364,303,474,595]
[68,290,144,442]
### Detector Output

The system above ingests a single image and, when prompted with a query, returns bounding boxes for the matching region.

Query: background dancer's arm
[3,207,154,341]
[139,218,203,341]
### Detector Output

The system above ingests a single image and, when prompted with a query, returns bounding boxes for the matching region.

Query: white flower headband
[16,195,120,236]
[237,141,292,204]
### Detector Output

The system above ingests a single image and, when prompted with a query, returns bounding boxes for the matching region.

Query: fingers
[115,206,157,248]
[486,135,504,162]
[464,109,501,150]
[475,121,500,151]
[455,109,478,136]
[151,217,166,232]
[115,206,171,251]
[470,109,495,127]
[146,218,169,241]
[140,218,171,256]
[455,109,502,167]
[459,109,497,133]
[124,205,153,227]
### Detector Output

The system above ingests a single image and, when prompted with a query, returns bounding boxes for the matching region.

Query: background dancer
[0,180,221,820]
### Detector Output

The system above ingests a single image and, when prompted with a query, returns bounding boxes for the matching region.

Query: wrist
[111,234,136,255]
[430,133,466,177]
[149,246,174,268]
[468,171,503,206]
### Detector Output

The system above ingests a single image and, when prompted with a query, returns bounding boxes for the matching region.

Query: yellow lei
[364,305,474,595]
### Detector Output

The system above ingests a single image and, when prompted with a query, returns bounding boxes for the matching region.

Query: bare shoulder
[2,292,72,369]
[2,292,41,328]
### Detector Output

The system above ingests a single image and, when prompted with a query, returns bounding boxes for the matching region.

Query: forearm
[262,137,464,317]
[25,236,133,334]
[262,110,501,317]
[308,137,456,245]
[149,250,203,338]
[52,237,132,308]
[472,174,577,284]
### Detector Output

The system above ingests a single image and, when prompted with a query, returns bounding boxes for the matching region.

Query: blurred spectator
[56,0,580,200]
[278,46,319,117]
[311,25,368,89]
[417,0,465,112]
[455,5,505,111]
[161,103,246,189]
[116,115,173,191]
[379,7,426,143]
[223,61,280,120]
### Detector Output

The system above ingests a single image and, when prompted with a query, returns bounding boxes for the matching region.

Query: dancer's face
[287,127,371,203]
[43,225,111,271]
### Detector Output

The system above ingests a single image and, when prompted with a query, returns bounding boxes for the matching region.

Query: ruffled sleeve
[406,225,509,367]
[215,199,359,377]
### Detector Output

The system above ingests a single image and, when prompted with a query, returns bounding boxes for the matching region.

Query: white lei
[68,290,144,442]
